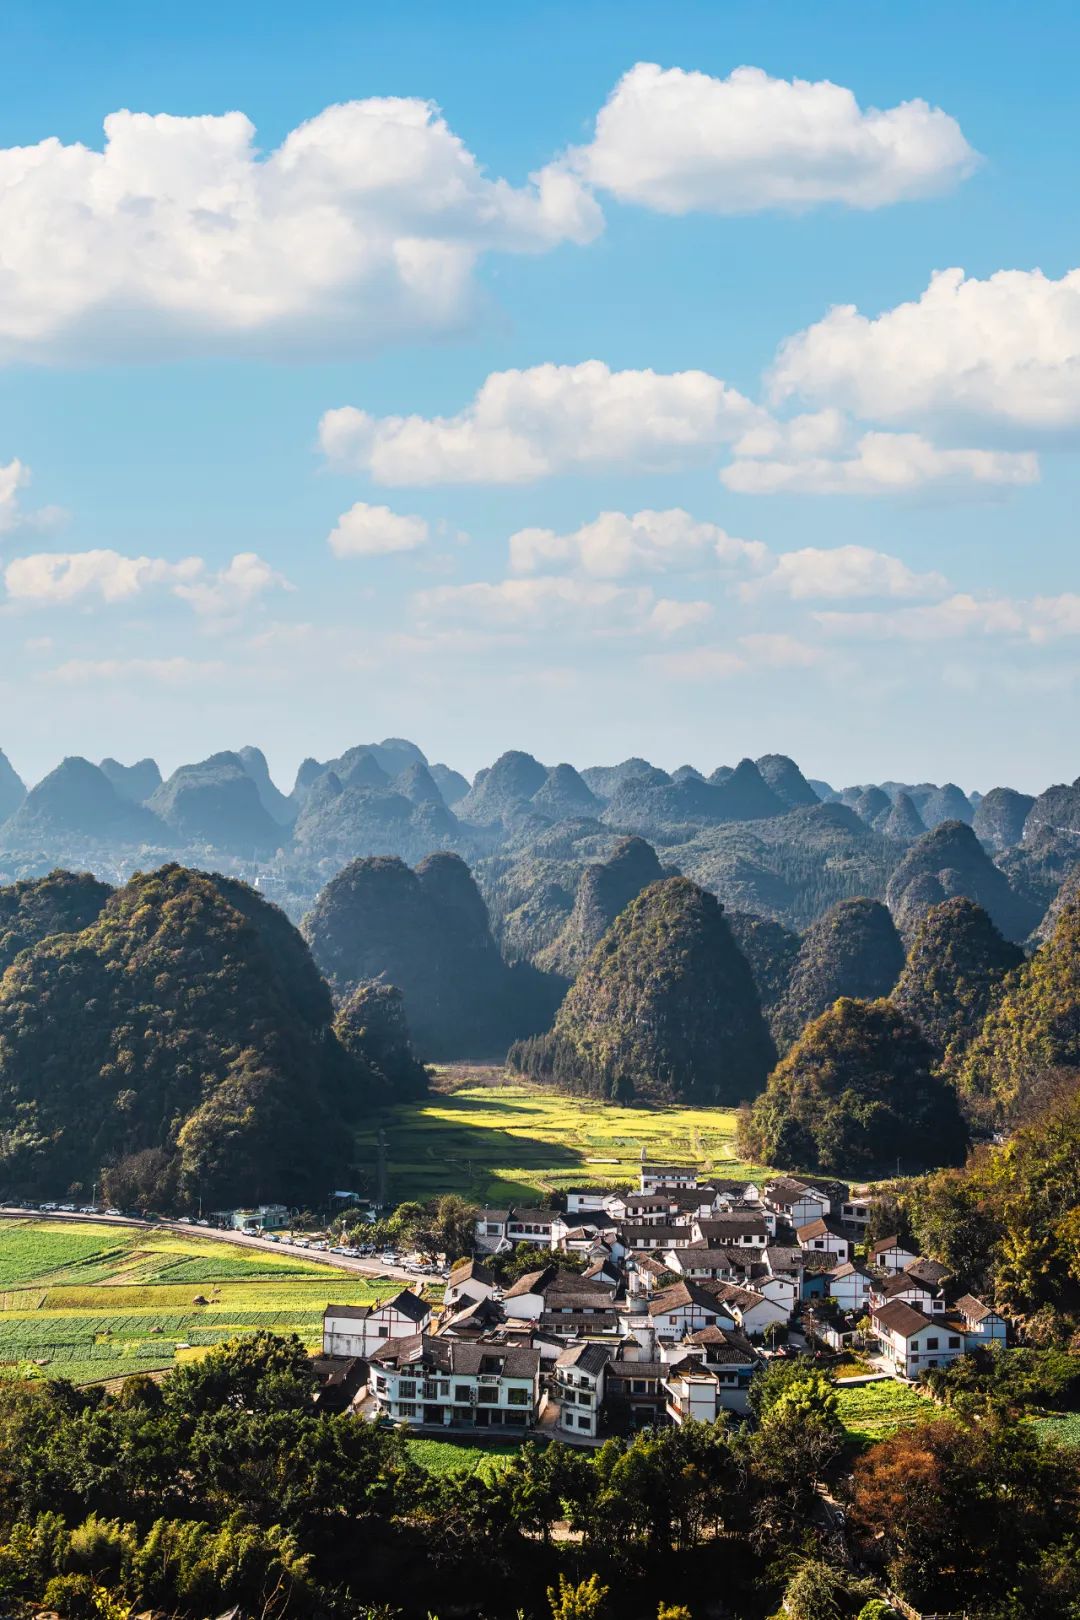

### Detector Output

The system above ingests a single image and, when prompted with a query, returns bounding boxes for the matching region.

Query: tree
[741,998,968,1176]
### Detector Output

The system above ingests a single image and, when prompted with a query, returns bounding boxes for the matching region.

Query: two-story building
[552,1342,612,1439]
[796,1217,852,1262]
[868,1235,919,1274]
[322,1290,432,1359]
[872,1302,967,1378]
[368,1334,540,1430]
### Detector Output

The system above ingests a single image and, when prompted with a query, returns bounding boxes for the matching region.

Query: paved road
[0,1207,419,1285]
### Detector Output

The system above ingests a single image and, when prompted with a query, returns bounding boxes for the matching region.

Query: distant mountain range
[1,738,1077,950]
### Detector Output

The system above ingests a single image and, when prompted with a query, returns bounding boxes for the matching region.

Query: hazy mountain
[237,745,295,825]
[430,763,470,806]
[755,754,820,809]
[973,786,1035,852]
[580,758,665,798]
[456,750,549,826]
[149,752,282,855]
[881,792,926,842]
[1023,777,1080,843]
[291,773,463,866]
[852,786,892,830]
[538,835,664,977]
[671,764,705,783]
[2,758,164,849]
[886,820,1040,943]
[394,761,447,809]
[0,751,26,823]
[772,897,906,1051]
[920,782,975,829]
[530,763,599,821]
[98,758,162,805]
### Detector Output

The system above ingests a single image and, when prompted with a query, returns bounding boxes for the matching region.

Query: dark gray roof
[904,1257,951,1288]
[371,1332,539,1378]
[555,1342,614,1375]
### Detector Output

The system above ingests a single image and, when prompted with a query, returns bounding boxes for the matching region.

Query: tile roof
[868,1235,913,1258]
[371,1332,539,1378]
[873,1300,934,1337]
[796,1217,848,1242]
[448,1259,496,1288]
[904,1258,951,1288]
[954,1293,996,1322]
[555,1342,614,1375]
[647,1280,727,1317]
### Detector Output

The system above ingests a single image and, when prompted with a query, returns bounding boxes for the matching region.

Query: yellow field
[356,1081,766,1204]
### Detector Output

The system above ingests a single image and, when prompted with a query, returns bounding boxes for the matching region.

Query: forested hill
[0,864,389,1206]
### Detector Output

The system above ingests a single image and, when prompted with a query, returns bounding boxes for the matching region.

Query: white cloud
[744,544,948,602]
[646,632,825,680]
[412,574,710,637]
[815,592,1080,642]
[568,62,977,214]
[173,553,290,618]
[509,507,767,579]
[328,501,429,558]
[0,459,66,534]
[770,266,1080,432]
[0,100,601,363]
[319,361,762,485]
[5,548,287,616]
[723,416,1038,495]
[44,656,225,686]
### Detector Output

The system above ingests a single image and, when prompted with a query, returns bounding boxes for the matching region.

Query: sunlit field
[356,1080,767,1204]
[0,1220,401,1386]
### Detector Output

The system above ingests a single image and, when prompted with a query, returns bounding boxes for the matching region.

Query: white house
[692,1213,772,1247]
[506,1208,556,1247]
[444,1259,498,1308]
[796,1217,852,1262]
[872,1302,967,1378]
[640,1164,697,1192]
[564,1188,613,1217]
[706,1283,790,1339]
[823,1260,875,1313]
[765,1178,831,1228]
[617,1223,692,1254]
[474,1208,513,1254]
[645,1280,736,1340]
[552,1341,612,1439]
[663,1328,759,1421]
[954,1295,1008,1345]
[368,1334,540,1430]
[868,1236,919,1274]
[869,1271,946,1317]
[322,1290,432,1359]
[667,1246,748,1281]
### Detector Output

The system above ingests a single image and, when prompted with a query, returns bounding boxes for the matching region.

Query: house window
[399,1380,417,1398]
[925,1337,939,1350]
[577,1415,591,1429]
[453,1385,471,1403]
[477,1387,497,1404]
[375,1377,387,1392]
[507,1388,528,1406]
[398,1403,417,1417]
[948,1337,961,1349]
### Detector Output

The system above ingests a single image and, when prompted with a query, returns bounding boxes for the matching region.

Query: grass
[405,1436,520,1478]
[356,1080,765,1204]
[1032,1412,1080,1448]
[836,1379,934,1442]
[0,1219,416,1386]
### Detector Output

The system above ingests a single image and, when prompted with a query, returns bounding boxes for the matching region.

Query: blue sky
[1,0,1078,792]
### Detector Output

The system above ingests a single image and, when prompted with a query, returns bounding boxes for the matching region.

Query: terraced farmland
[836,1379,935,1442]
[0,1220,404,1386]
[356,1081,764,1204]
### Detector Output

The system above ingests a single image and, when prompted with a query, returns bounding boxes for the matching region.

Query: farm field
[1032,1412,1080,1447]
[836,1379,934,1442]
[405,1436,519,1478]
[0,1220,407,1386]
[356,1080,764,1204]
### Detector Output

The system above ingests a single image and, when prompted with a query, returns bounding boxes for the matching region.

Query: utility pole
[376,1127,389,1211]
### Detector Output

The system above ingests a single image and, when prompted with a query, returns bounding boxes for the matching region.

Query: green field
[405,1436,519,1478]
[0,1220,406,1386]
[357,1081,762,1204]
[836,1379,934,1442]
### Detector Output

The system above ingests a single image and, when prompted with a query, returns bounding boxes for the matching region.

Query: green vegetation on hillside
[510,877,775,1105]
[771,897,905,1052]
[0,865,378,1206]
[740,997,968,1177]
[892,896,1023,1068]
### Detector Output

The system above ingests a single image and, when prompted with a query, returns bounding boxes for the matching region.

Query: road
[0,1206,420,1284]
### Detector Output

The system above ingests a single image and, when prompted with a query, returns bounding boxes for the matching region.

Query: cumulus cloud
[770,266,1080,432]
[722,413,1038,495]
[0,100,601,363]
[319,361,762,485]
[5,548,287,616]
[328,501,429,558]
[412,574,710,637]
[567,62,977,214]
[508,507,767,579]
[0,459,66,534]
[816,592,1080,642]
[745,543,948,602]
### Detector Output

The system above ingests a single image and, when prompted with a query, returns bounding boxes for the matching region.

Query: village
[315,1164,1007,1441]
